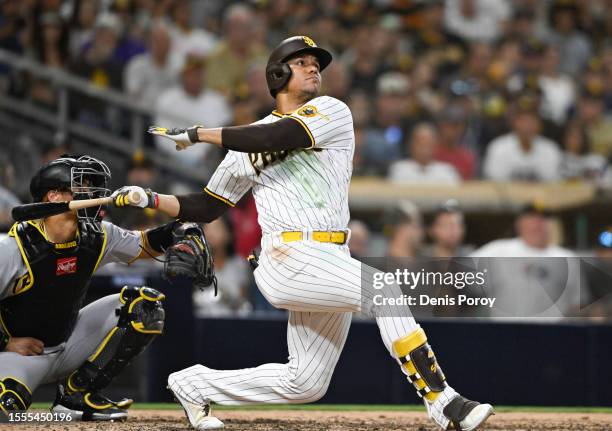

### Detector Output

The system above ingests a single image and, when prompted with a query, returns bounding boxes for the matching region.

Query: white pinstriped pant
[169,233,456,427]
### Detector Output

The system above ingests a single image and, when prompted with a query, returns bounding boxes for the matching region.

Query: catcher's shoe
[51,383,132,421]
[443,396,494,431]
[167,376,224,430]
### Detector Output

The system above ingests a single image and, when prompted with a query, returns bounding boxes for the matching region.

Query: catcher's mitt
[163,222,217,293]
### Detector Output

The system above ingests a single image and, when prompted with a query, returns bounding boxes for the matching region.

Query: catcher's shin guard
[0,377,32,415]
[66,286,165,393]
[393,327,447,402]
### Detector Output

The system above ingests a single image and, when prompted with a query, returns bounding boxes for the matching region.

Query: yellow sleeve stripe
[127,230,147,265]
[92,224,108,273]
[286,116,315,149]
[204,188,236,207]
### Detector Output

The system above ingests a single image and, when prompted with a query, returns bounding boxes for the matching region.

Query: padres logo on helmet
[302,36,317,47]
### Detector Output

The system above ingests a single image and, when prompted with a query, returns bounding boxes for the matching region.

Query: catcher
[0,155,213,421]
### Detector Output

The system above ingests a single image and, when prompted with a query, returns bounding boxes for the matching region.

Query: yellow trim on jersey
[0,311,11,337]
[8,223,35,296]
[271,110,283,118]
[88,327,119,362]
[127,231,147,264]
[204,188,236,207]
[286,116,315,149]
[92,223,108,274]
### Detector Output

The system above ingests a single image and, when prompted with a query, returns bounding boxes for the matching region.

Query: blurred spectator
[471,204,579,317]
[69,13,124,127]
[193,218,252,317]
[68,0,98,58]
[483,94,562,181]
[575,83,612,158]
[388,123,460,185]
[124,21,177,107]
[546,0,592,77]
[0,157,20,232]
[321,61,351,100]
[244,61,274,118]
[348,219,370,261]
[424,201,472,258]
[154,53,231,168]
[205,4,267,99]
[560,121,607,181]
[433,105,477,180]
[361,73,410,173]
[444,0,512,43]
[412,0,465,60]
[539,44,575,125]
[384,201,424,258]
[168,1,218,73]
[342,25,387,96]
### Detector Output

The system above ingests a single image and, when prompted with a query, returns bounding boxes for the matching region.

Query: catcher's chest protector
[0,221,105,346]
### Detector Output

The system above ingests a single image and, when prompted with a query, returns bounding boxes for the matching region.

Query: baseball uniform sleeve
[285,96,354,150]
[98,221,145,266]
[204,151,253,207]
[0,236,28,301]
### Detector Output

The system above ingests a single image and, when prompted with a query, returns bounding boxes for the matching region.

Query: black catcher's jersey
[0,221,106,346]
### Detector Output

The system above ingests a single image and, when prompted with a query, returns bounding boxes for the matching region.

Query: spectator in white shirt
[124,22,177,108]
[444,0,512,43]
[388,123,461,185]
[154,54,232,168]
[483,95,562,182]
[471,204,579,317]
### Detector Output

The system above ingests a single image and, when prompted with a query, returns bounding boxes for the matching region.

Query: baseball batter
[112,36,494,430]
[0,155,208,421]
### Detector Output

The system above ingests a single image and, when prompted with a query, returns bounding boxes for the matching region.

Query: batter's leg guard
[392,327,447,403]
[0,377,32,415]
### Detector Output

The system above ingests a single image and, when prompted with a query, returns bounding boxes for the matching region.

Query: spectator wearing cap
[575,82,612,158]
[205,4,267,98]
[361,72,410,173]
[443,0,512,43]
[483,94,562,182]
[433,105,477,180]
[388,123,461,185]
[560,121,607,181]
[124,21,178,107]
[154,53,232,169]
[546,0,592,77]
[168,1,218,74]
[470,204,579,317]
[424,202,472,258]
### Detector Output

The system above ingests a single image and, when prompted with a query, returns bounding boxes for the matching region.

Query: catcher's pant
[0,294,120,395]
[169,234,457,427]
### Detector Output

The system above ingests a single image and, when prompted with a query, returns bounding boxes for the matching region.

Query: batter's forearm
[156,194,181,218]
[196,118,312,153]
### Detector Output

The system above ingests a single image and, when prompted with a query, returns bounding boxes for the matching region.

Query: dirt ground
[7,409,612,431]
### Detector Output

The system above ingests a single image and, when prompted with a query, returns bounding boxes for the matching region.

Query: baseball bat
[11,191,142,222]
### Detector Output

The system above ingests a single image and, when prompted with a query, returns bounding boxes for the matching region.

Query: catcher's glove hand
[148,125,202,151]
[164,222,216,293]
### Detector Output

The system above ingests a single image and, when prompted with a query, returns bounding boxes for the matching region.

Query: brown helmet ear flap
[266,61,292,97]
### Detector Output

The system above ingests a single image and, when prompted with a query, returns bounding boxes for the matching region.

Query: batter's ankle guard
[0,377,32,414]
[393,327,447,402]
[66,287,165,393]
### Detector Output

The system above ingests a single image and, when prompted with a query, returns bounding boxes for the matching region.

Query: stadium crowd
[1,0,611,317]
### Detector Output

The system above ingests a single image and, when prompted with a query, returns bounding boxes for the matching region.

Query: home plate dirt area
[9,408,612,431]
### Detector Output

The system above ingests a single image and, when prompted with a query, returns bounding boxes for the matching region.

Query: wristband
[187,126,201,143]
[145,189,159,209]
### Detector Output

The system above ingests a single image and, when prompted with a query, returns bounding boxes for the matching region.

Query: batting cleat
[167,378,224,430]
[51,383,131,421]
[443,396,495,431]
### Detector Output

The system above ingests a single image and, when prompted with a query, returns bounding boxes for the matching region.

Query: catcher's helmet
[30,155,111,230]
[265,35,332,97]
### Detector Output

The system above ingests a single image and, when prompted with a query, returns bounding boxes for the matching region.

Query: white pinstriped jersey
[205,96,354,234]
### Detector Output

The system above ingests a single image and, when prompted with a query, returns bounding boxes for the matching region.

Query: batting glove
[148,125,202,151]
[111,186,158,209]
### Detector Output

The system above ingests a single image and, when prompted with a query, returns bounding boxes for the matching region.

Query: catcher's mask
[30,154,111,232]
